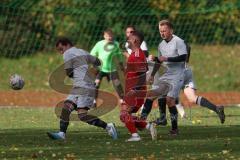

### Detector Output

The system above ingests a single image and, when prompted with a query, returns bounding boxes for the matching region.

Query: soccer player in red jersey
[120,31,157,142]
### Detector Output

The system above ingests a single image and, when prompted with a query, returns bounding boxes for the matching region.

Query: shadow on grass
[0,125,240,159]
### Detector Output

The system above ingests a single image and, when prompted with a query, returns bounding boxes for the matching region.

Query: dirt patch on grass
[0,90,239,107]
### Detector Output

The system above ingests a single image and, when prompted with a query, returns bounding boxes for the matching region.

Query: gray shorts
[158,70,184,98]
[167,79,184,98]
[151,80,172,99]
[183,68,196,89]
[67,95,94,108]
[67,86,95,108]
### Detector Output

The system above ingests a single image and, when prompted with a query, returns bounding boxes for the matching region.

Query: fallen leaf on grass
[222,150,230,154]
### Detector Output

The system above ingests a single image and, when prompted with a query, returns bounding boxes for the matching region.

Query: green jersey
[90,40,123,73]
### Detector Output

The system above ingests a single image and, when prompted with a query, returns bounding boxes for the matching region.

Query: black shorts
[96,71,120,81]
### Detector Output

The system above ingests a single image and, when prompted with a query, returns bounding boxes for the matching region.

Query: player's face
[127,35,140,49]
[127,35,135,49]
[126,28,134,38]
[56,43,70,54]
[159,25,172,41]
[104,32,114,42]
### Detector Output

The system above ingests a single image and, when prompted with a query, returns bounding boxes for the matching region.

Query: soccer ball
[9,74,25,90]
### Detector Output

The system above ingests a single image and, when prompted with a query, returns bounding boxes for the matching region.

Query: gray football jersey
[157,35,187,98]
[63,47,96,89]
[158,34,187,68]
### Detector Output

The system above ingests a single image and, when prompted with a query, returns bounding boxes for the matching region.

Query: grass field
[0,45,240,91]
[1,45,240,159]
[0,106,240,160]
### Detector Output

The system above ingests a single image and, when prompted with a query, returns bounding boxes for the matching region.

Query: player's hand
[159,56,168,62]
[148,54,154,61]
[147,76,154,85]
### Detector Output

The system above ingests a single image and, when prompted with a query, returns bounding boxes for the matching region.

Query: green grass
[0,106,240,159]
[1,45,240,91]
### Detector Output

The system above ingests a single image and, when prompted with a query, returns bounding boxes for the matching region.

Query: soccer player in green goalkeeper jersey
[90,29,124,107]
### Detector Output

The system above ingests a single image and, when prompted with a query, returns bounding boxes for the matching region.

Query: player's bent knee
[186,96,197,103]
[77,112,88,121]
[60,101,76,121]
[64,100,76,111]
[188,98,196,103]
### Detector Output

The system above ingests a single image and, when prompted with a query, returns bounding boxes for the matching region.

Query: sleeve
[176,39,187,56]
[140,41,148,51]
[63,52,74,69]
[86,54,101,66]
[90,42,99,57]
[167,54,187,62]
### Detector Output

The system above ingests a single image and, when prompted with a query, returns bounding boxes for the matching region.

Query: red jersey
[124,48,148,109]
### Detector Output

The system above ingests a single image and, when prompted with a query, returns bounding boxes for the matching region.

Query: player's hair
[55,37,73,47]
[104,28,113,35]
[126,25,136,31]
[159,19,173,29]
[131,30,144,44]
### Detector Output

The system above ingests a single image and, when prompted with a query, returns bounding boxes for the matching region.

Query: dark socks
[158,98,166,118]
[196,96,217,112]
[78,113,107,129]
[60,120,69,133]
[169,106,178,130]
[141,99,153,119]
[59,101,74,133]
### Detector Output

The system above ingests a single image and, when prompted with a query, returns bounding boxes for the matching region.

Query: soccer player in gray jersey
[142,44,225,126]
[148,20,188,135]
[47,37,118,140]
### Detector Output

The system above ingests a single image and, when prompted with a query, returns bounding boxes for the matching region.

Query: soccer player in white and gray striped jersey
[47,37,117,140]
